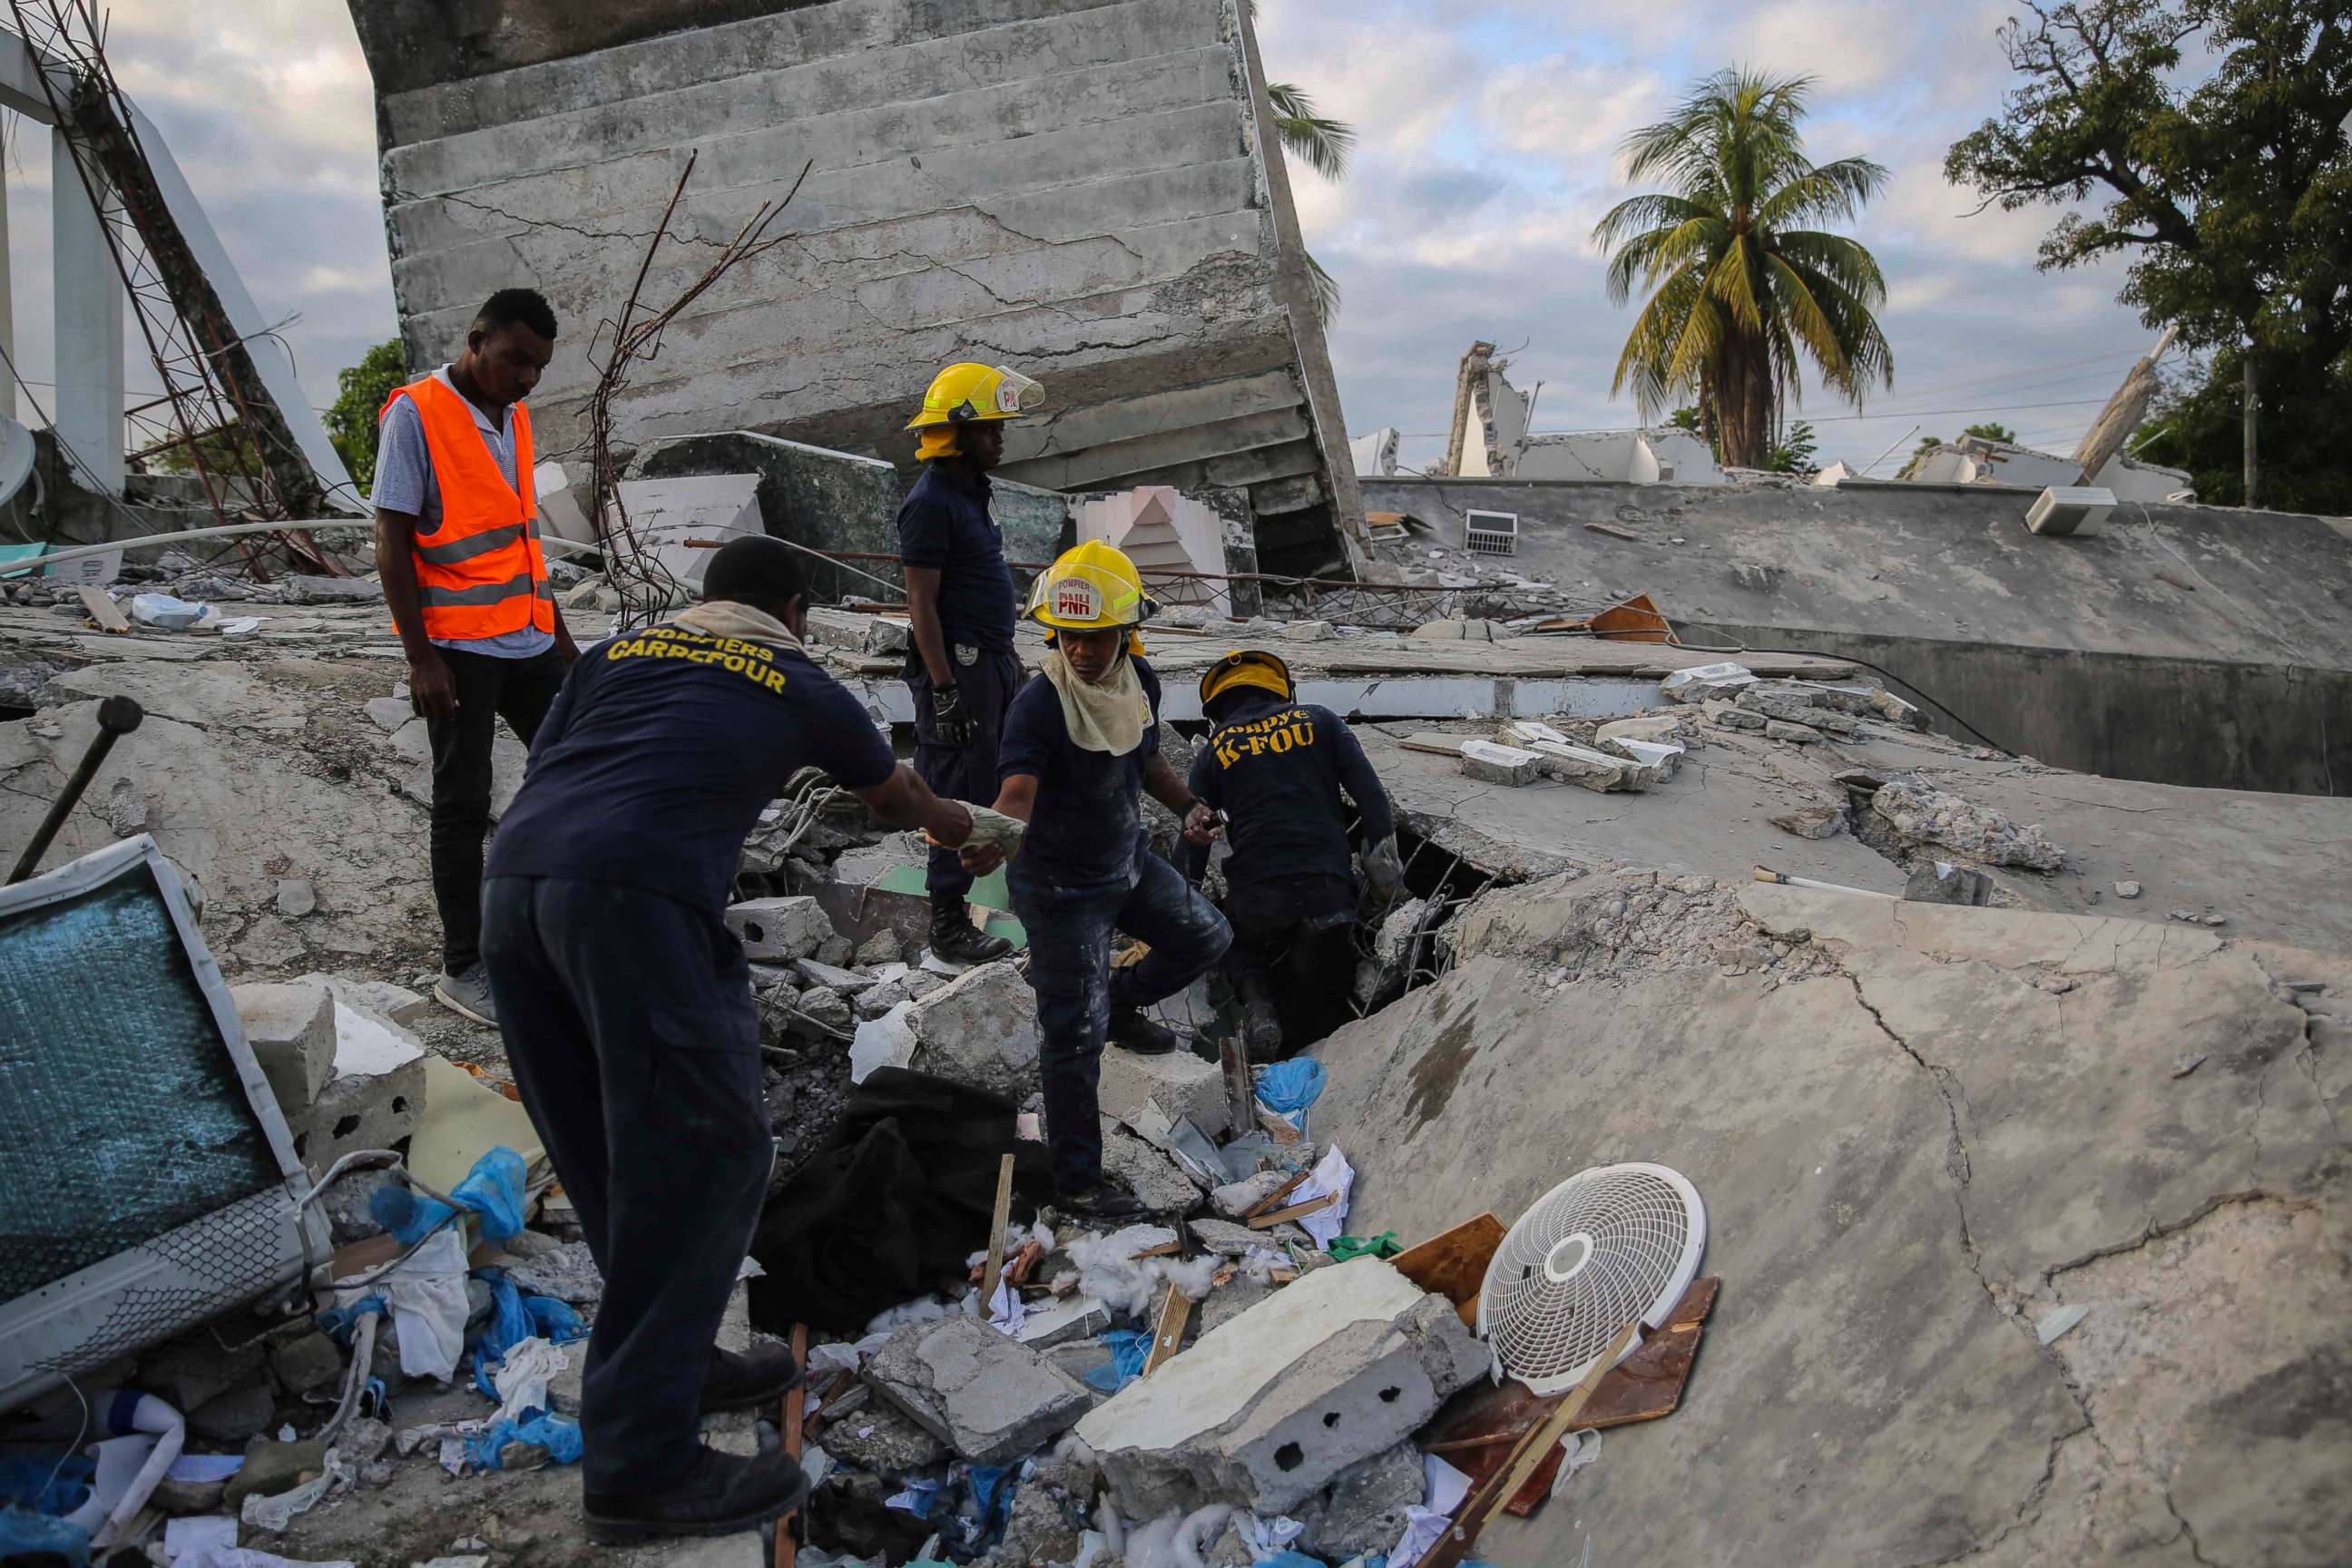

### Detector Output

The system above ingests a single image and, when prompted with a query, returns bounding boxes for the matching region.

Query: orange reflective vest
[380,375,554,642]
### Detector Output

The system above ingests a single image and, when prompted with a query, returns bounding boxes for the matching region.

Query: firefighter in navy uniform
[896,360,1043,966]
[478,536,980,1544]
[1181,650,1403,1057]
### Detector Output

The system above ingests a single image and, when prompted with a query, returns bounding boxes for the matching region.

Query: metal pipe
[8,692,141,883]
[3,517,601,578]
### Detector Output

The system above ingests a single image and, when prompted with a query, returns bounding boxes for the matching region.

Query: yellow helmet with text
[905,362,1044,430]
[1198,649,1295,710]
[1024,540,1153,640]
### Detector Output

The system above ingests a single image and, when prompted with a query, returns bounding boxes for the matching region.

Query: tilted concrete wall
[351,0,1360,573]
[1367,475,2352,796]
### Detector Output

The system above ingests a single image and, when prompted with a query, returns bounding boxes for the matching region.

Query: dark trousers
[1223,872,1358,1048]
[1010,848,1231,1191]
[906,646,1022,903]
[427,645,566,974]
[479,875,771,1495]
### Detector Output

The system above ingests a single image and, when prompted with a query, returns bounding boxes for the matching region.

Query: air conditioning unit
[0,837,325,1413]
[1464,508,1519,555]
[2024,485,2115,537]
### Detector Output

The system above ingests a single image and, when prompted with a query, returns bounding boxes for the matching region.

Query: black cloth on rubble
[748,1067,1055,1334]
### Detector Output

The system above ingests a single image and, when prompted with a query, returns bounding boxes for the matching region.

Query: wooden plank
[1392,1211,1505,1330]
[1420,1322,1638,1568]
[774,1321,810,1568]
[1249,1191,1338,1230]
[976,1152,1016,1318]
[1395,733,1472,758]
[1242,1167,1310,1220]
[1257,1108,1303,1145]
[1219,1034,1254,1140]
[1142,1287,1193,1377]
[75,584,129,632]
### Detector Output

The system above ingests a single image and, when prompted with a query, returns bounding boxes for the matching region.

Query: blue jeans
[1009,845,1231,1191]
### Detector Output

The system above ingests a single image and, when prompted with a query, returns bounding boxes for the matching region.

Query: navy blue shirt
[488,622,896,913]
[999,660,1163,887]
[896,463,1015,652]
[1182,691,1395,889]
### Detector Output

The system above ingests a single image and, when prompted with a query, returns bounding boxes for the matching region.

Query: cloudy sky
[1,0,2156,477]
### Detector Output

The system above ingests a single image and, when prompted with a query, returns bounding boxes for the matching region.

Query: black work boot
[929,894,1013,966]
[1239,976,1284,1061]
[1106,1006,1180,1055]
[1055,1179,1149,1220]
[584,1446,811,1544]
[698,1342,802,1416]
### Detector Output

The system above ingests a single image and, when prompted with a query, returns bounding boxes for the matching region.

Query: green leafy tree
[326,339,408,493]
[1266,82,1353,324]
[1665,406,1706,435]
[1595,69,1896,470]
[1961,421,2017,443]
[1766,420,1818,474]
[2133,348,2352,513]
[1945,1,2352,507]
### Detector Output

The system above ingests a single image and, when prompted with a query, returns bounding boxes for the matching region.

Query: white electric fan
[1476,1162,1708,1394]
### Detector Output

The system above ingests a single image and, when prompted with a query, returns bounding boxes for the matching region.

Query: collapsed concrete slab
[1313,867,2351,1565]
[1074,1257,1485,1517]
[352,0,1367,572]
[863,1315,1092,1466]
[1096,1044,1230,1140]
[724,897,833,962]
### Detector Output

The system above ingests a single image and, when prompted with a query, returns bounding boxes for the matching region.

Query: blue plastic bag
[1255,1058,1325,1115]
[464,1411,583,1470]
[1082,1329,1152,1394]
[469,1269,587,1398]
[0,1455,92,1516]
[373,1147,529,1247]
[0,1506,90,1568]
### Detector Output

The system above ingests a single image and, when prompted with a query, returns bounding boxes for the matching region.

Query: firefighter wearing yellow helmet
[960,542,1231,1220]
[897,363,1043,965]
[1178,649,1404,1059]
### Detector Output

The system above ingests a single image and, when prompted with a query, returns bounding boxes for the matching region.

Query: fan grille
[1480,1163,1704,1394]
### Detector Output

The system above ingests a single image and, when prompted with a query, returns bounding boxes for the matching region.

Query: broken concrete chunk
[1281,620,1333,641]
[1602,735,1683,778]
[1905,863,1994,906]
[1015,1295,1114,1350]
[187,1383,277,1446]
[1100,1121,1204,1212]
[292,1051,425,1174]
[138,1333,266,1416]
[816,1387,950,1475]
[1764,720,1822,745]
[1596,714,1686,747]
[1871,779,2064,872]
[2114,880,2143,899]
[1098,1046,1230,1141]
[231,979,337,1112]
[789,985,853,1039]
[1410,619,1467,640]
[1210,1170,1292,1219]
[1459,740,1541,787]
[863,1315,1092,1466]
[268,1330,346,1395]
[1660,661,1756,702]
[1188,1218,1277,1256]
[857,929,905,966]
[1771,804,1845,840]
[1295,1439,1426,1563]
[1708,702,1769,731]
[790,957,878,995]
[1526,740,1638,792]
[1076,1259,1486,1517]
[275,878,317,918]
[906,960,1039,1099]
[724,897,832,961]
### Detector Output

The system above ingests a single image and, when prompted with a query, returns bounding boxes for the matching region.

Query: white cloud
[1729,0,1923,93]
[1481,56,1669,174]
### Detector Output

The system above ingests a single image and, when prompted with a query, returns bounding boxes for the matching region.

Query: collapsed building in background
[348,0,1368,576]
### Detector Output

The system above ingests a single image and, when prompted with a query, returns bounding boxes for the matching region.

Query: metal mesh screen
[0,866,279,1298]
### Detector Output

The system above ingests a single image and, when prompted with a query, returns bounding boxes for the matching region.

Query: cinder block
[1076,1259,1486,1517]
[291,1054,426,1174]
[724,896,834,961]
[230,980,336,1112]
[1097,1046,1230,1139]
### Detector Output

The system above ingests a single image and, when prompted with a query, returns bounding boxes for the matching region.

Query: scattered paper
[1297,1144,1356,1250]
[162,1515,239,1563]
[2036,1304,2092,1346]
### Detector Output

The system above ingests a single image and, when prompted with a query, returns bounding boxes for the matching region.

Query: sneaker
[699,1342,802,1416]
[433,965,498,1027]
[584,1446,811,1544]
[928,901,1014,966]
[1055,1180,1149,1220]
[1106,1007,1180,1055]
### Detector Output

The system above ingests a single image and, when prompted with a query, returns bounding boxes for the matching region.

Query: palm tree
[1267,81,1352,324]
[1593,69,1894,470]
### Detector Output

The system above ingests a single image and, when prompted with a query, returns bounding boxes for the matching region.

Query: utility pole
[2241,348,2260,511]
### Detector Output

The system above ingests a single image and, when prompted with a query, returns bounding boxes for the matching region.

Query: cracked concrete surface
[1315,869,2349,1565]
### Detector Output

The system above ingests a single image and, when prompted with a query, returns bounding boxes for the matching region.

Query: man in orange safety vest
[373,288,579,1027]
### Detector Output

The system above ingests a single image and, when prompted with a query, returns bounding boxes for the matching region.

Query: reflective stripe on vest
[380,375,553,642]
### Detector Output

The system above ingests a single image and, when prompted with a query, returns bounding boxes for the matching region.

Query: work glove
[930,682,976,747]
[1363,835,1406,901]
